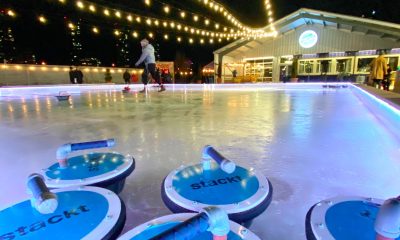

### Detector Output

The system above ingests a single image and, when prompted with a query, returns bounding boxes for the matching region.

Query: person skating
[135,38,165,92]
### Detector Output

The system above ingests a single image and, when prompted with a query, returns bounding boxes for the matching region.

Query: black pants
[382,78,391,91]
[373,79,382,88]
[142,63,161,85]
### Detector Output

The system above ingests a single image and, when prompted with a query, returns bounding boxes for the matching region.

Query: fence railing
[0,64,144,86]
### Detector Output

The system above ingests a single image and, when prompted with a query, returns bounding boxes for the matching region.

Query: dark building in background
[154,42,160,62]
[116,29,131,67]
[69,19,83,65]
[0,27,17,63]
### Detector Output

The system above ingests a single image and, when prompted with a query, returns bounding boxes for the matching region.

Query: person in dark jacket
[69,66,76,84]
[123,70,131,84]
[382,64,392,91]
[76,67,83,84]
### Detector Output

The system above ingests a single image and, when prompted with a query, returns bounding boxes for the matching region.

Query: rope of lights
[141,0,239,32]
[2,8,240,45]
[191,0,275,32]
[56,0,275,38]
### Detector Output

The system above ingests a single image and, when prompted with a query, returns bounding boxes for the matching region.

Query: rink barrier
[350,85,400,141]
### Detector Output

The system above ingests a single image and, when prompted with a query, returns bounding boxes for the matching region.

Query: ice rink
[1,84,400,239]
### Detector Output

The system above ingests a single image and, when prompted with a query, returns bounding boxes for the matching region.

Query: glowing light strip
[352,85,400,116]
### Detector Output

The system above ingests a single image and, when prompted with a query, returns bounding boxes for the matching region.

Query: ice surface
[1,84,400,239]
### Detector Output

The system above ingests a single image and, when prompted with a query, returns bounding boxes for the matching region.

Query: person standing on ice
[135,38,165,93]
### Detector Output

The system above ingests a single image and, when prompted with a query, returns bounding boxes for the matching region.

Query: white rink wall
[0,64,143,86]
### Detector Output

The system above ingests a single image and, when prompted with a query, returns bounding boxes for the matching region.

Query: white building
[214,8,400,83]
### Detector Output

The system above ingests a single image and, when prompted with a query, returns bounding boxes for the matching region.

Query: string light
[51,0,276,41]
[89,5,96,12]
[38,15,47,23]
[92,27,99,33]
[76,1,84,9]
[164,34,169,39]
[7,10,16,17]
[68,22,75,29]
[163,6,170,14]
[193,0,276,35]
[58,0,276,38]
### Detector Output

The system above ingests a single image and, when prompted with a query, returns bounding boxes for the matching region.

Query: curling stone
[161,145,273,226]
[43,139,135,194]
[118,206,261,240]
[0,174,125,240]
[55,91,71,101]
[306,196,400,240]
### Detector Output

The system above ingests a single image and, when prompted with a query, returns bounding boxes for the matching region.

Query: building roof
[214,8,400,55]
[203,61,214,69]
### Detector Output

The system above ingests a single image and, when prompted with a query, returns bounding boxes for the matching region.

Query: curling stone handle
[57,138,115,168]
[375,196,400,240]
[70,139,115,151]
[149,207,229,240]
[27,173,58,214]
[202,145,236,174]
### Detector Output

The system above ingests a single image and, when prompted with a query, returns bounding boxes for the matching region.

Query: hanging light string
[148,0,275,33]
[190,0,275,32]
[5,7,248,45]
[64,0,237,34]
[55,0,275,39]
[143,0,239,32]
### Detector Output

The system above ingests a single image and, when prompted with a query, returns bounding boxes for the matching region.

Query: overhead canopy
[203,61,214,69]
[214,8,400,56]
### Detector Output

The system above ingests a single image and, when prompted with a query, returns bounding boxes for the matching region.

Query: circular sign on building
[299,30,318,48]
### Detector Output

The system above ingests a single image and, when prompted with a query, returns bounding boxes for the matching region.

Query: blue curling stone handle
[45,152,126,180]
[172,163,259,205]
[128,222,243,240]
[0,190,109,240]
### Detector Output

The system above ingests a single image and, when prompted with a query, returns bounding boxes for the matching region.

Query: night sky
[1,0,400,73]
